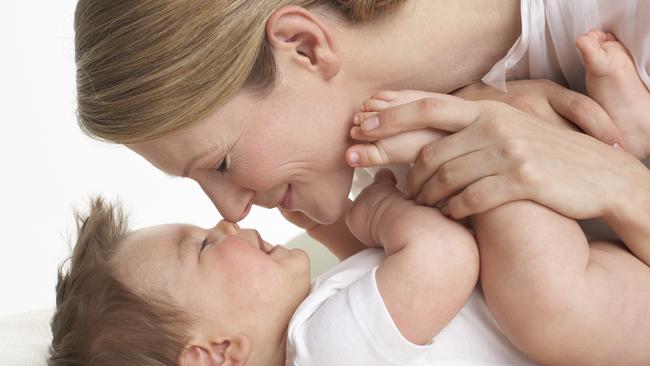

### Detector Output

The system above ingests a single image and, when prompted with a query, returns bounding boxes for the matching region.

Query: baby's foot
[360,90,437,113]
[576,30,650,159]
[352,89,441,137]
[348,90,446,170]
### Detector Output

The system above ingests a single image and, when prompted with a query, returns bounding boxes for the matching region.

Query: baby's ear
[178,336,251,366]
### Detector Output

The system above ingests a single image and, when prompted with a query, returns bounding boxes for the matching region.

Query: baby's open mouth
[256,231,274,254]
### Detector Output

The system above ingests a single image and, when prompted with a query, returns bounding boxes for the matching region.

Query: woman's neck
[339,0,521,94]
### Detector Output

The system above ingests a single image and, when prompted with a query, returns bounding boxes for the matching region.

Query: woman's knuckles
[499,138,528,163]
[418,143,441,170]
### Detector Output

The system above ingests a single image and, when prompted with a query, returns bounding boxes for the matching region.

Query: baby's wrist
[371,193,412,245]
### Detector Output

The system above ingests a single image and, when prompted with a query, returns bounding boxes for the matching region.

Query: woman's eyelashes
[215,155,230,173]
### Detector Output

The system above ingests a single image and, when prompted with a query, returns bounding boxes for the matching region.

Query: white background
[0,1,301,316]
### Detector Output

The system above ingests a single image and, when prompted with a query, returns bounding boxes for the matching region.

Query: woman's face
[130,80,357,224]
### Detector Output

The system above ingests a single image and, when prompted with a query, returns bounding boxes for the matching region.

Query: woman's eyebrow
[182,145,226,177]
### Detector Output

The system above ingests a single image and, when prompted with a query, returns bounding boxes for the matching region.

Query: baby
[52,171,523,366]
[347,33,650,365]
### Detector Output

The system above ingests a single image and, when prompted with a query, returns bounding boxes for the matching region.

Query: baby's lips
[262,240,274,253]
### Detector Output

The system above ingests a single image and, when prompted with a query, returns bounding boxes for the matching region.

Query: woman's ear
[266,6,341,80]
[178,335,251,366]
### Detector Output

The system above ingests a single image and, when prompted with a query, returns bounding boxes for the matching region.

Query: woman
[73,0,650,364]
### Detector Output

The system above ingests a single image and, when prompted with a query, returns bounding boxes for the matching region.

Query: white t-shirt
[286,249,538,366]
[482,0,650,93]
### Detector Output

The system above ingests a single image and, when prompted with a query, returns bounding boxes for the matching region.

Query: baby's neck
[255,330,288,366]
[344,0,521,94]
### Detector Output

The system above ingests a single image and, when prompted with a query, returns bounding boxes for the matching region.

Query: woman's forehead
[127,92,273,176]
[127,107,241,176]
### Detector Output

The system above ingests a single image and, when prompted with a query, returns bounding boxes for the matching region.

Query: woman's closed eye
[215,155,230,173]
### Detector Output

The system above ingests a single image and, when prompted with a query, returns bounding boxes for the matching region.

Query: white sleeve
[289,267,434,366]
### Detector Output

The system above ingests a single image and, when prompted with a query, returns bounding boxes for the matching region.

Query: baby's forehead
[112,224,187,296]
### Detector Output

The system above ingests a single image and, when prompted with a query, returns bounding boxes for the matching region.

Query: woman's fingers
[351,94,482,140]
[545,81,624,146]
[444,175,526,219]
[415,147,507,206]
[406,119,505,195]
[347,129,447,167]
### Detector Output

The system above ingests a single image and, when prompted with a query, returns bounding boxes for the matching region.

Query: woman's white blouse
[482,0,650,93]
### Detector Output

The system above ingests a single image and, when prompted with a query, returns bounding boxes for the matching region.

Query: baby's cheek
[217,240,274,278]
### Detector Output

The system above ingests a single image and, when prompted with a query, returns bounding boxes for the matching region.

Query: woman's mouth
[278,184,292,210]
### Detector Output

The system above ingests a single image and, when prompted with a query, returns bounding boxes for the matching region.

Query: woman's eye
[216,155,229,173]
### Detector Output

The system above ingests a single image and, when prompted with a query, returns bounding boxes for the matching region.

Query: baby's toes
[352,111,377,126]
[363,90,437,112]
[371,90,398,101]
[585,30,610,44]
[361,98,393,112]
[576,34,612,77]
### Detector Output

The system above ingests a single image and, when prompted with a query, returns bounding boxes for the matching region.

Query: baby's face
[113,220,311,351]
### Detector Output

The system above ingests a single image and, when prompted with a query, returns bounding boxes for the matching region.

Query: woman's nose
[215,220,240,235]
[197,174,255,222]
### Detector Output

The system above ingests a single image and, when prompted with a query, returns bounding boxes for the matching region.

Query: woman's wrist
[602,166,650,235]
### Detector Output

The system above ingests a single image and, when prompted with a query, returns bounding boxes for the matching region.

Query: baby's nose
[215,220,240,235]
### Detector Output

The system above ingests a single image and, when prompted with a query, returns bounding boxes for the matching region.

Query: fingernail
[362,116,379,131]
[348,151,360,166]
[415,194,424,205]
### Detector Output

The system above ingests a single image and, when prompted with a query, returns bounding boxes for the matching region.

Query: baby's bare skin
[353,83,650,364]
[577,30,650,159]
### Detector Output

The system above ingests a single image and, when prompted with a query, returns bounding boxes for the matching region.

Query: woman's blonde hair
[74,0,406,143]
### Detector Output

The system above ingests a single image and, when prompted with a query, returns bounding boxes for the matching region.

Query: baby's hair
[48,197,191,366]
[74,0,407,144]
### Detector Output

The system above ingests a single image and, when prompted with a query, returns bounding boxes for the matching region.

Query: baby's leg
[473,201,650,366]
[576,30,650,159]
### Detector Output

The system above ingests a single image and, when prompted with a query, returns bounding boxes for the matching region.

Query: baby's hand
[346,170,405,248]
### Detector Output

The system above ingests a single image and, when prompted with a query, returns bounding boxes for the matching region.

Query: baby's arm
[346,170,479,345]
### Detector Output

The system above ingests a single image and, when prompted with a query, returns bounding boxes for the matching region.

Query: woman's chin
[314,201,348,225]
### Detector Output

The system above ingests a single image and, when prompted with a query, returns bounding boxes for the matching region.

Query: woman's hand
[346,89,648,221]
[451,80,624,145]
